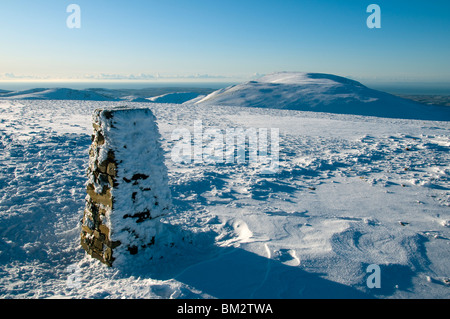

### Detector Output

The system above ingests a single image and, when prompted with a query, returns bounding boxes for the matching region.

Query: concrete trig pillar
[80,107,172,266]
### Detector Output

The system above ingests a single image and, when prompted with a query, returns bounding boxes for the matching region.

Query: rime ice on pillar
[80,107,172,266]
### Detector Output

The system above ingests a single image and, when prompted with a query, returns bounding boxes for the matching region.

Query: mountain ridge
[196,72,449,121]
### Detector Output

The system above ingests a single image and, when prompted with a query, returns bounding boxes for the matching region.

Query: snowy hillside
[0,96,449,299]
[197,72,450,121]
[148,92,204,104]
[0,87,214,104]
[0,88,115,101]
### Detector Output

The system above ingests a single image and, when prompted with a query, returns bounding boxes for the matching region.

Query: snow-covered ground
[0,78,449,299]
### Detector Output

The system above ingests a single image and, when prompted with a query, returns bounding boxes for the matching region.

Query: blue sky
[0,0,449,83]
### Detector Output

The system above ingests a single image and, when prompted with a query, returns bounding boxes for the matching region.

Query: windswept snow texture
[197,72,450,121]
[0,98,449,299]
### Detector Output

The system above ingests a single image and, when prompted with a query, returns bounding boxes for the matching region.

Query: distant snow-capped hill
[196,72,450,121]
[0,88,116,101]
[147,92,204,104]
[0,87,215,104]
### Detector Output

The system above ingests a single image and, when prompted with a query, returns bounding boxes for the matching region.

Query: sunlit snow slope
[196,72,450,121]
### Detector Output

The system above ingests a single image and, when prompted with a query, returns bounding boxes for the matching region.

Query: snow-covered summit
[256,72,365,86]
[196,72,449,121]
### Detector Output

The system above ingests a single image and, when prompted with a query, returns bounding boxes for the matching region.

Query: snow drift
[196,72,450,121]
